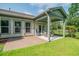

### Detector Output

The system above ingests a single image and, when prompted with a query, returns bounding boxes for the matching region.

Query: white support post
[33,21,35,35]
[63,20,66,38]
[45,12,51,42]
[21,21,25,36]
[48,15,51,42]
[10,19,14,35]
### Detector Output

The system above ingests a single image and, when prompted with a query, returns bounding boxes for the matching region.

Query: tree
[66,3,79,37]
[67,3,79,31]
[68,3,79,17]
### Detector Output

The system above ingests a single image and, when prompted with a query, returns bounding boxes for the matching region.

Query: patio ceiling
[34,7,67,22]
[36,15,64,22]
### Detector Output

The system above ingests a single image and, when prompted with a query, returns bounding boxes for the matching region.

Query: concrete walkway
[37,36,63,41]
[3,36,46,51]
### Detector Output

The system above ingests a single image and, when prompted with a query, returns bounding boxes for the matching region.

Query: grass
[0,43,4,52]
[1,37,79,56]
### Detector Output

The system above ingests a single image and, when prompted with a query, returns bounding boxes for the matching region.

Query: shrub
[66,26,76,37]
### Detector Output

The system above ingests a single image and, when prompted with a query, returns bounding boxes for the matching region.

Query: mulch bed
[0,38,8,43]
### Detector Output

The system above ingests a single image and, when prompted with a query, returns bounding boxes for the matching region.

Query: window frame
[14,21,22,34]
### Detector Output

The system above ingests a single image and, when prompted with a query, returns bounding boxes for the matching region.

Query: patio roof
[34,7,67,21]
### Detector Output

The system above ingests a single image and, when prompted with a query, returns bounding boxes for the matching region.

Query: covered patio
[34,7,67,42]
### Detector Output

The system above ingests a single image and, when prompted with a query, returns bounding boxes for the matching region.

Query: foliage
[66,26,76,37]
[67,3,79,25]
[67,3,79,32]
[68,3,79,17]
[53,29,63,36]
[75,32,79,39]
[51,21,63,35]
[67,17,79,26]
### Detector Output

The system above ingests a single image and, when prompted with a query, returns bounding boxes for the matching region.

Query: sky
[0,3,71,16]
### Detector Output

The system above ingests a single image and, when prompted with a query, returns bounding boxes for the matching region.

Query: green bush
[66,26,76,37]
[75,32,79,39]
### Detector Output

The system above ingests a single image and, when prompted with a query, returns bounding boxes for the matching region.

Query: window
[1,20,9,34]
[15,21,21,33]
[25,22,31,33]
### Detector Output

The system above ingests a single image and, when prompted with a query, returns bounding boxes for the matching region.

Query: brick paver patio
[3,36,46,51]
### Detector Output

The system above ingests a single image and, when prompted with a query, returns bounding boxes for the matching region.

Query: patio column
[22,21,25,36]
[63,20,66,38]
[45,12,51,42]
[10,19,14,35]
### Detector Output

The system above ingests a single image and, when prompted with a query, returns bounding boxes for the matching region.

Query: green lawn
[0,43,4,52]
[1,37,79,56]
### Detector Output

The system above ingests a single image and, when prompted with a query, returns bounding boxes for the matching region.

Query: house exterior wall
[0,16,35,38]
